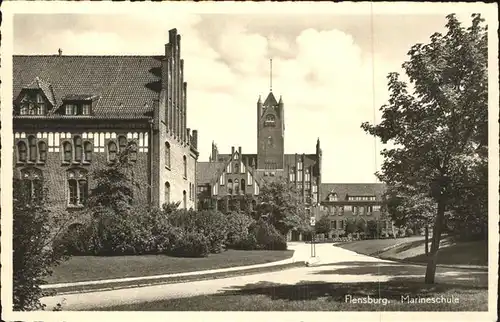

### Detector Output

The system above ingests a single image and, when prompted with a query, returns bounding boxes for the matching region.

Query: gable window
[289,167,296,182]
[28,135,37,162]
[329,193,338,202]
[267,136,273,146]
[84,141,93,162]
[17,141,27,163]
[241,179,246,193]
[38,141,47,163]
[183,155,187,178]
[228,179,233,195]
[20,105,28,115]
[220,172,225,185]
[67,169,88,207]
[305,169,311,182]
[74,136,83,162]
[165,142,171,168]
[108,141,117,162]
[234,162,239,174]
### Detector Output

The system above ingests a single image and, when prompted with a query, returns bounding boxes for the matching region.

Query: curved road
[41,243,487,310]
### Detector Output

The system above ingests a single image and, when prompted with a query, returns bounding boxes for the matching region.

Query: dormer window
[65,102,91,115]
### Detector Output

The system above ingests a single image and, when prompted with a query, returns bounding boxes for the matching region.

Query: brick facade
[12,28,199,219]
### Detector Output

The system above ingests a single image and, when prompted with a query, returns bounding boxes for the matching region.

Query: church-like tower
[256,92,284,170]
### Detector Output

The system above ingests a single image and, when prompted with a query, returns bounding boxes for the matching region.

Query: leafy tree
[315,215,331,235]
[355,218,367,234]
[13,179,70,311]
[361,14,487,284]
[366,220,382,238]
[85,143,142,254]
[256,178,309,235]
[344,218,357,235]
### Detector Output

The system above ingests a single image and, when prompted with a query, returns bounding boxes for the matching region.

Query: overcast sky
[13,10,482,183]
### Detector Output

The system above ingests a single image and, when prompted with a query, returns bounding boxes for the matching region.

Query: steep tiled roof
[320,183,386,202]
[13,55,162,118]
[263,92,278,106]
[197,161,226,185]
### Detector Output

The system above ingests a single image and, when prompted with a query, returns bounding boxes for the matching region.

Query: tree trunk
[425,198,445,284]
[425,224,429,255]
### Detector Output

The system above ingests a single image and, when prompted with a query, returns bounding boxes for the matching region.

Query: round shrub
[169,231,210,258]
[231,233,258,250]
[225,211,255,249]
[251,220,288,251]
[53,223,91,256]
[406,228,414,236]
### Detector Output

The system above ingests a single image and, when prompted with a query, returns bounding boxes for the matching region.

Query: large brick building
[318,183,394,238]
[196,90,322,240]
[12,29,198,219]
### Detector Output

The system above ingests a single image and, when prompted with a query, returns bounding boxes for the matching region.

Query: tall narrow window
[67,169,88,207]
[129,142,138,162]
[183,155,187,178]
[36,94,45,115]
[38,141,47,163]
[108,141,117,162]
[28,135,37,162]
[189,183,192,201]
[165,182,170,204]
[118,136,127,152]
[241,179,246,193]
[165,142,171,168]
[84,142,93,162]
[234,179,240,194]
[17,141,27,162]
[63,141,72,163]
[65,104,76,115]
[74,136,82,162]
[20,105,28,115]
[305,169,311,182]
[20,168,43,204]
[234,162,239,174]
[183,190,187,209]
[228,179,233,195]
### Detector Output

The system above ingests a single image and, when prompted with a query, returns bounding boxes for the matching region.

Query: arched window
[20,168,43,204]
[118,135,127,152]
[267,136,273,146]
[189,183,192,201]
[129,142,137,162]
[67,168,88,207]
[165,182,170,204]
[38,141,47,163]
[265,114,276,126]
[329,193,338,201]
[241,179,246,193]
[165,142,171,168]
[28,135,37,162]
[74,136,82,162]
[234,179,240,194]
[83,141,93,162]
[228,179,233,195]
[234,162,239,174]
[63,141,72,163]
[183,155,187,177]
[183,190,187,209]
[108,141,117,162]
[17,141,27,162]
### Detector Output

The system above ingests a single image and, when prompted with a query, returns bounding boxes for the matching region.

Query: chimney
[238,146,242,156]
[231,146,235,155]
[58,48,62,56]
[187,128,191,144]
[169,28,178,44]
[192,130,198,149]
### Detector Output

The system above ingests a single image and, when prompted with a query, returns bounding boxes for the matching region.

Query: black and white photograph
[1,2,498,322]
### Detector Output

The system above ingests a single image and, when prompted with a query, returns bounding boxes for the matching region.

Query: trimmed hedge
[168,231,210,258]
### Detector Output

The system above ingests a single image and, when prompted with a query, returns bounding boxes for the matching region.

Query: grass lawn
[47,249,294,284]
[98,280,487,311]
[380,240,488,266]
[335,236,425,256]
[336,236,488,267]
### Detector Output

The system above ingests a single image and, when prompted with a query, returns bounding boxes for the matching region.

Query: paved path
[40,243,488,310]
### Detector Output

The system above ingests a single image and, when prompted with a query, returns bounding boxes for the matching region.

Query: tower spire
[270,58,273,92]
